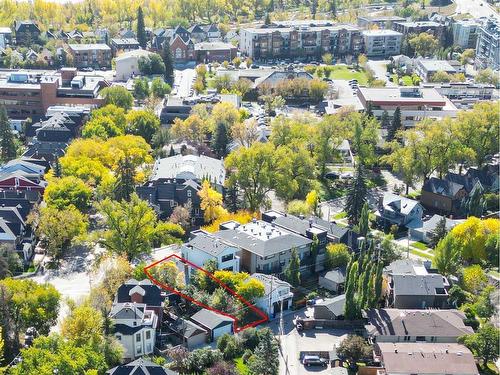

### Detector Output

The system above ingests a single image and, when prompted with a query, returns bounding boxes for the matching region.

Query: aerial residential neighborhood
[0,0,498,374]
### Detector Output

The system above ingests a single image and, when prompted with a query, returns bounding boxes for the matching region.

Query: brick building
[67,43,112,69]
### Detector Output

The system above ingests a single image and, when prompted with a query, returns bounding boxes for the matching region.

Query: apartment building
[67,43,112,69]
[362,30,403,57]
[475,17,500,70]
[239,20,363,60]
[357,15,406,30]
[0,68,107,119]
[357,86,458,127]
[392,21,444,40]
[452,19,480,49]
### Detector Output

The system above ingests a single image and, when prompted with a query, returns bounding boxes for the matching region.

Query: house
[195,42,237,63]
[374,342,479,375]
[312,294,346,320]
[0,27,12,48]
[375,193,423,230]
[159,96,192,124]
[165,313,208,349]
[110,38,140,55]
[188,25,207,42]
[190,308,234,341]
[107,358,178,375]
[181,230,240,272]
[409,214,463,243]
[252,273,293,318]
[214,219,312,274]
[109,302,157,360]
[0,203,36,262]
[14,20,40,45]
[119,29,136,39]
[318,268,346,294]
[384,259,450,309]
[363,308,474,343]
[136,154,225,222]
[420,177,468,214]
[415,59,457,82]
[362,30,403,57]
[204,24,221,41]
[115,49,155,81]
[67,44,112,69]
[115,279,165,328]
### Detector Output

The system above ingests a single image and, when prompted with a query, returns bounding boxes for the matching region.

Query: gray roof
[315,294,346,317]
[418,59,457,73]
[421,214,462,232]
[190,308,233,330]
[107,358,179,375]
[268,212,349,240]
[384,259,424,275]
[382,193,420,215]
[195,42,235,51]
[150,154,225,186]
[364,309,474,338]
[422,177,465,198]
[170,316,207,338]
[109,302,145,320]
[186,232,233,256]
[392,274,446,296]
[251,273,291,295]
[321,268,346,284]
[68,43,111,51]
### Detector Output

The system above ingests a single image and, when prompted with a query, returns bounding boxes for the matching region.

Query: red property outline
[144,254,269,332]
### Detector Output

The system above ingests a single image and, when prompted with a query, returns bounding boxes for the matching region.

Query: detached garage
[190,308,234,342]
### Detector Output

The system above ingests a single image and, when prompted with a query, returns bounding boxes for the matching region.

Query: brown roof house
[170,34,195,63]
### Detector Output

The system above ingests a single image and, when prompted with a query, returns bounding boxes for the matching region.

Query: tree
[207,361,238,375]
[101,86,134,110]
[287,200,312,216]
[409,32,439,57]
[344,164,367,225]
[308,79,329,102]
[169,204,191,229]
[82,116,125,139]
[61,304,105,347]
[284,248,301,287]
[52,156,62,178]
[212,121,230,158]
[379,234,401,266]
[231,119,259,148]
[357,54,368,68]
[337,335,372,366]
[344,261,358,319]
[262,95,285,115]
[151,77,171,98]
[161,42,174,81]
[428,216,448,249]
[433,236,461,276]
[462,183,486,218]
[33,206,88,259]
[198,180,227,223]
[133,77,150,100]
[380,110,390,129]
[126,109,160,143]
[136,6,147,48]
[475,68,499,86]
[430,70,452,83]
[0,246,22,279]
[461,264,487,294]
[305,190,320,217]
[249,328,279,375]
[150,260,184,289]
[44,176,92,211]
[459,324,499,368]
[357,202,370,237]
[113,155,135,201]
[325,243,350,270]
[0,106,16,162]
[322,53,333,65]
[387,107,402,141]
[96,193,184,261]
[236,278,265,302]
[264,12,271,25]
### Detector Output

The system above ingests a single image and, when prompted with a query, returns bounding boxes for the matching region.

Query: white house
[251,273,293,318]
[110,302,157,361]
[181,230,240,272]
[115,49,155,81]
[375,193,423,229]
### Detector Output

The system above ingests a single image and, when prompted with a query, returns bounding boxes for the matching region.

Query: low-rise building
[115,49,155,81]
[165,313,208,349]
[14,20,40,46]
[452,19,481,49]
[312,294,346,320]
[110,38,141,55]
[190,308,234,341]
[357,86,458,127]
[0,27,12,48]
[357,16,406,30]
[475,17,500,70]
[67,43,112,69]
[364,308,475,343]
[392,21,444,40]
[362,30,403,57]
[318,268,346,294]
[422,82,495,108]
[375,193,423,230]
[252,273,293,317]
[415,59,457,82]
[195,41,237,63]
[409,214,463,244]
[107,358,178,375]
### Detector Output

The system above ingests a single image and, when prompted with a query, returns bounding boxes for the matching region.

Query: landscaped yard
[410,248,434,260]
[411,241,428,251]
[328,66,368,85]
[391,74,414,86]
[235,357,250,375]
[334,212,347,219]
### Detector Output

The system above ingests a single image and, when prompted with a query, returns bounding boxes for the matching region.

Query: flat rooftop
[68,43,111,51]
[358,87,447,105]
[362,29,403,36]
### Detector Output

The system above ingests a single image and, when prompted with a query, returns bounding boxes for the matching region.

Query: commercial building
[356,86,458,127]
[475,17,500,70]
[195,41,237,63]
[452,19,480,49]
[0,68,108,119]
[392,21,444,40]
[357,15,406,30]
[362,30,403,57]
[239,20,363,60]
[421,82,495,108]
[67,43,112,69]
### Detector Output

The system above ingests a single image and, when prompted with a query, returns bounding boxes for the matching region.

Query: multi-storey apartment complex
[67,43,112,69]
[239,20,363,60]
[475,17,500,70]
[452,19,480,49]
[0,68,108,119]
[362,29,403,57]
[357,15,406,30]
[392,21,444,41]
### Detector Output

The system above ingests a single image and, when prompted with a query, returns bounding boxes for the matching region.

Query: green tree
[113,155,135,202]
[337,335,371,367]
[162,41,174,80]
[33,206,88,259]
[284,248,301,287]
[433,236,461,276]
[249,328,279,375]
[151,77,171,98]
[133,77,150,100]
[459,324,499,369]
[101,86,134,110]
[52,156,62,178]
[428,216,448,249]
[0,106,16,162]
[344,164,367,225]
[126,109,160,143]
[380,110,390,129]
[325,243,350,270]
[475,68,499,86]
[136,6,147,48]
[344,261,359,319]
[0,246,22,279]
[212,121,230,158]
[357,202,370,237]
[409,32,439,57]
[387,107,402,141]
[82,116,124,139]
[462,183,486,218]
[44,176,92,211]
[461,264,487,294]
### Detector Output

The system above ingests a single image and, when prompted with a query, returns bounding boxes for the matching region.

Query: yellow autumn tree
[198,180,228,223]
[449,217,500,262]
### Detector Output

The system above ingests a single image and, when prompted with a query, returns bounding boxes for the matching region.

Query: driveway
[173,68,196,98]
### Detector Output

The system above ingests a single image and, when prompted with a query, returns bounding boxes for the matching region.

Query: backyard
[328,65,369,85]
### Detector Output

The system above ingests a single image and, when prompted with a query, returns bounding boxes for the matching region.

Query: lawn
[410,249,434,260]
[235,357,250,375]
[328,66,368,85]
[411,241,428,251]
[391,74,414,86]
[334,212,347,219]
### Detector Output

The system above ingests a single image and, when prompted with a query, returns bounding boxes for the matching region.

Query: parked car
[302,355,328,367]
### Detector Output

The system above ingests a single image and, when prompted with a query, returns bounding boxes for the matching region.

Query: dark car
[324,171,339,180]
[303,355,328,367]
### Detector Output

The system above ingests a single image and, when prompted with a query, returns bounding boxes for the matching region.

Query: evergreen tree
[169,145,175,156]
[136,7,147,48]
[284,248,301,287]
[53,157,62,178]
[358,266,371,309]
[310,234,319,270]
[329,0,337,17]
[0,106,16,162]
[344,261,359,319]
[249,328,279,375]
[212,122,229,158]
[462,183,486,218]
[114,155,135,202]
[380,110,390,129]
[387,107,402,142]
[162,42,174,81]
[357,202,370,238]
[428,216,448,249]
[264,13,271,25]
[373,261,383,307]
[365,102,373,118]
[344,163,368,225]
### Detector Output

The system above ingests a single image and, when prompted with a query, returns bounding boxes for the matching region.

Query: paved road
[173,68,196,98]
[454,0,499,19]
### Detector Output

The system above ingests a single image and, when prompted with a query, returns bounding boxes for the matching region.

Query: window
[136,333,141,342]
[146,331,151,340]
[187,190,192,197]
[416,336,425,341]
[175,48,183,59]
[221,253,234,262]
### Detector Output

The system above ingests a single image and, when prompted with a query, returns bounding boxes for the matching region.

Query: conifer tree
[373,261,383,307]
[136,7,147,48]
[284,248,301,287]
[428,216,448,249]
[212,122,229,158]
[53,157,62,178]
[380,110,390,129]
[114,155,135,202]
[344,261,359,319]
[357,202,370,238]
[345,163,368,226]
[162,42,174,81]
[0,106,16,162]
[387,107,402,141]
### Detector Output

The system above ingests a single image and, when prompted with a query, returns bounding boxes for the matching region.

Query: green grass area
[334,212,347,219]
[328,66,368,85]
[411,241,428,251]
[401,75,413,86]
[410,249,434,260]
[235,357,250,375]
